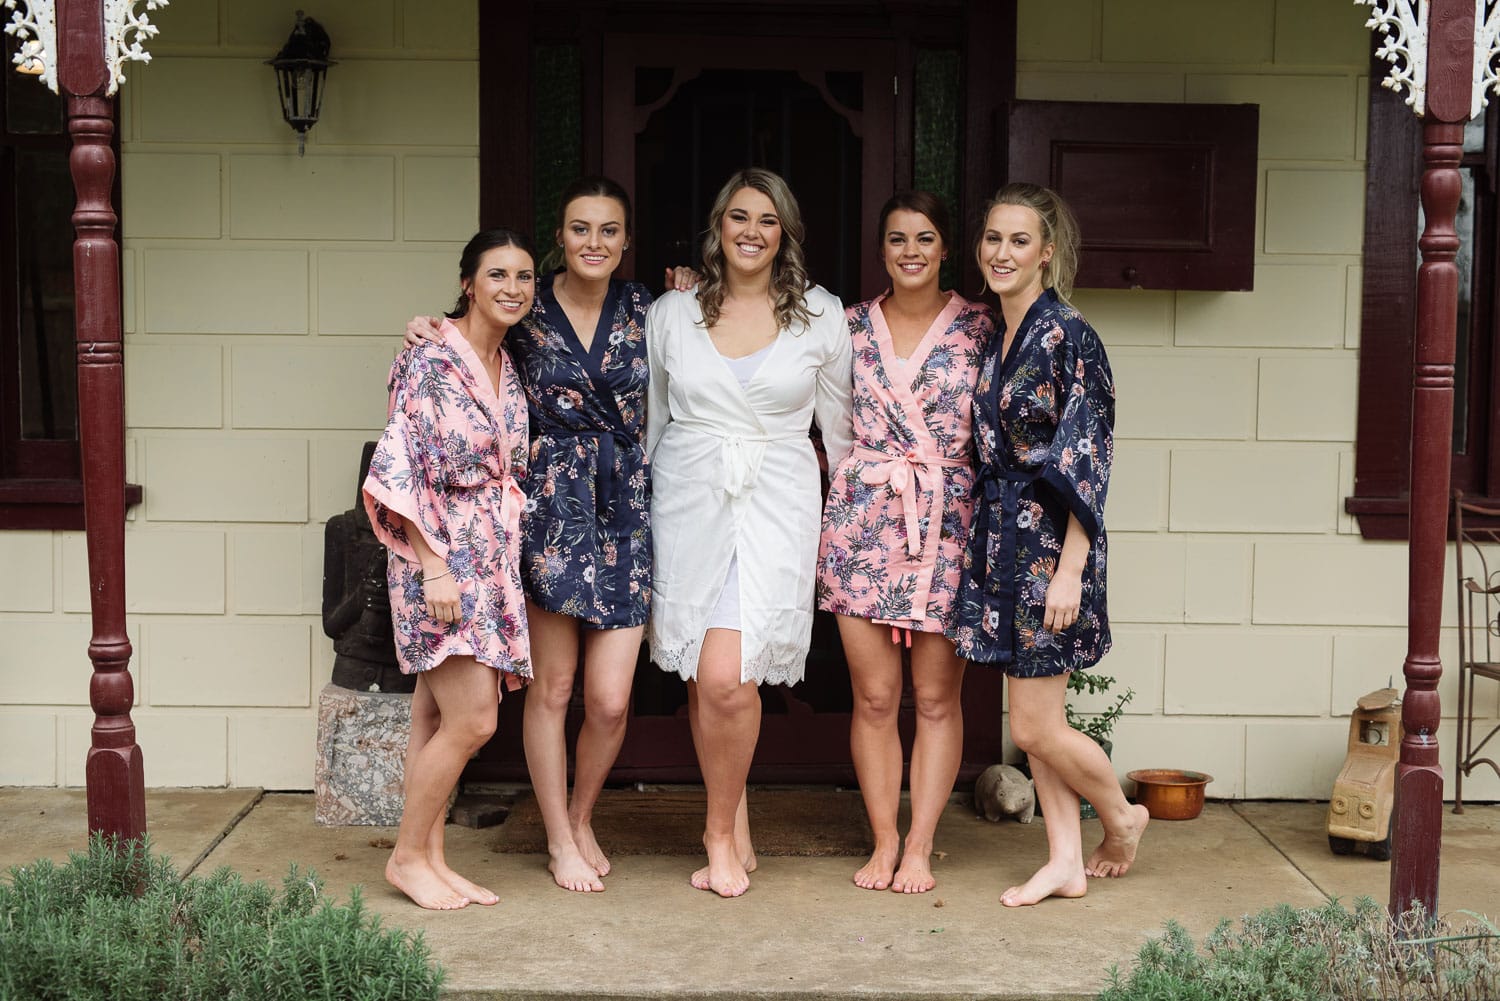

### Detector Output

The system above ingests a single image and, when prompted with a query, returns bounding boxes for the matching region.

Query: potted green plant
[1066,669,1134,819]
[1066,668,1134,754]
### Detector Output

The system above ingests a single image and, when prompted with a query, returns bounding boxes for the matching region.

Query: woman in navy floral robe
[408,177,692,893]
[950,184,1149,907]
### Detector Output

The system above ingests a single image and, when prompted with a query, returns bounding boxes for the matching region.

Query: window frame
[1347,55,1500,539]
[0,63,137,530]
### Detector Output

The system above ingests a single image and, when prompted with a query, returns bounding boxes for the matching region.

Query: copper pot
[1127,769,1213,820]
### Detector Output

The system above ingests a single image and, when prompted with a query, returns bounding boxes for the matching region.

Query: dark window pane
[16,149,76,440]
[3,69,64,135]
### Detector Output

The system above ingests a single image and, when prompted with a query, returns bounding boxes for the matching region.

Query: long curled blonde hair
[696,168,819,332]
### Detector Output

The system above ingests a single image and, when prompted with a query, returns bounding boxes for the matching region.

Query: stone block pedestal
[314,683,411,826]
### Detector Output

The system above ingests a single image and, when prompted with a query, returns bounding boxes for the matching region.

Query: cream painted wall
[2,0,1496,799]
[0,0,479,788]
[1017,0,1499,800]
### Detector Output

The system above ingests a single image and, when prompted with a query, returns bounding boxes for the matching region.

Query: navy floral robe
[950,288,1114,676]
[508,272,653,628]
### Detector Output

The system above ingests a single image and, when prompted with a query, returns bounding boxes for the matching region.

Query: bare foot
[1086,804,1150,878]
[572,820,611,877]
[999,860,1087,907]
[547,845,605,893]
[890,850,935,894]
[693,836,756,889]
[431,858,498,905]
[386,854,470,910]
[691,833,749,898]
[853,843,898,890]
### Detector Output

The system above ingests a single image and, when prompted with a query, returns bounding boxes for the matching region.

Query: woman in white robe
[646,168,854,897]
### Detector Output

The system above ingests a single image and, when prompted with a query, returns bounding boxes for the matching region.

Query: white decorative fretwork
[3,0,57,92]
[1357,0,1430,115]
[1477,1,1500,116]
[104,0,166,94]
[2,0,166,95]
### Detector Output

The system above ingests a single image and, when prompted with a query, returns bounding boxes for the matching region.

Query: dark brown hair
[446,228,536,319]
[878,190,953,252]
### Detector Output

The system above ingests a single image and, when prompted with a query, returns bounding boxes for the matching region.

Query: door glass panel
[16,149,77,440]
[532,42,582,257]
[634,68,863,301]
[915,48,961,288]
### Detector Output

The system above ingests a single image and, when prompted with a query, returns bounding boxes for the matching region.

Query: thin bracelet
[421,568,451,584]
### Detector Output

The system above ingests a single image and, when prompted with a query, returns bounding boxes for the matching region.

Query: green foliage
[0,833,442,1001]
[1099,897,1500,1001]
[1066,669,1135,744]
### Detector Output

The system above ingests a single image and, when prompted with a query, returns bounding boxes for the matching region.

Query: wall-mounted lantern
[267,10,332,156]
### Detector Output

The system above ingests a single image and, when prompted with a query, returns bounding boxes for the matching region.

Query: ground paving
[1,788,1494,1000]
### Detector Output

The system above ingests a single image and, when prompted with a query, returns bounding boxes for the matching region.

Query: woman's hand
[663,266,700,292]
[404,315,443,349]
[1042,566,1082,634]
[422,566,461,624]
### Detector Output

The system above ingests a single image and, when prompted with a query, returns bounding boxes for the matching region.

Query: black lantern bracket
[267,10,334,156]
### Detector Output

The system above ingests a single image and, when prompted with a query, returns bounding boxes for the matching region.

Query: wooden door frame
[600,32,896,298]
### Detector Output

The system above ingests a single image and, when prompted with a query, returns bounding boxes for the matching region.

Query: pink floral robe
[363,320,532,685]
[817,292,992,634]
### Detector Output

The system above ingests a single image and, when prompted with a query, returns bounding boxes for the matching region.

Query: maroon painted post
[57,0,146,842]
[1390,0,1473,918]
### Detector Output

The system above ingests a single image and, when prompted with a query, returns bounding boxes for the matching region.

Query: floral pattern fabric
[950,288,1114,676]
[817,292,991,633]
[363,321,531,684]
[510,273,653,628]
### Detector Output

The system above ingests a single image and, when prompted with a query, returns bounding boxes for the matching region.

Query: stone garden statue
[322,441,414,694]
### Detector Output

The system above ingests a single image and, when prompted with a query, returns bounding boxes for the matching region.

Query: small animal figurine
[974,763,1036,824]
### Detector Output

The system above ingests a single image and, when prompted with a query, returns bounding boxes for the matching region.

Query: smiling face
[464,245,535,330]
[978,203,1053,303]
[881,208,945,295]
[556,194,628,281]
[718,186,783,280]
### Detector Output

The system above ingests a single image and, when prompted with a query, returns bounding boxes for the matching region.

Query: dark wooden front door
[602,33,895,301]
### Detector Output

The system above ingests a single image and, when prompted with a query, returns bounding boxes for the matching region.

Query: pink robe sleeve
[362,350,452,563]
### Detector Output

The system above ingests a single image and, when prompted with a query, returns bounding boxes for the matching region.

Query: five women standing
[375,169,1141,909]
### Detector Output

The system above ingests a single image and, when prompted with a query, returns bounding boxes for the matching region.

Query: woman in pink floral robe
[362,229,534,912]
[817,192,992,895]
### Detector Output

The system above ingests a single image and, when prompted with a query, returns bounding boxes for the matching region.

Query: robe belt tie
[453,473,527,567]
[542,427,640,521]
[853,445,967,559]
[969,467,1041,662]
[672,421,803,499]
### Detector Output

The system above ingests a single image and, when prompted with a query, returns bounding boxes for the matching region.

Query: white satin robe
[646,286,854,686]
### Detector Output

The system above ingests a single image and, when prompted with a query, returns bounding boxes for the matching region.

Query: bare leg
[687,628,760,897]
[1000,754,1087,906]
[1009,675,1148,887]
[386,656,499,909]
[569,624,643,877]
[892,633,965,894]
[521,603,602,892]
[840,615,903,890]
[402,680,499,904]
[688,684,756,889]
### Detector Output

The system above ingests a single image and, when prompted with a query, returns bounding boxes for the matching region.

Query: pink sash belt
[851,445,968,559]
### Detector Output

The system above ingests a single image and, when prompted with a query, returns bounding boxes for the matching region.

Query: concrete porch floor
[1,788,1496,1001]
